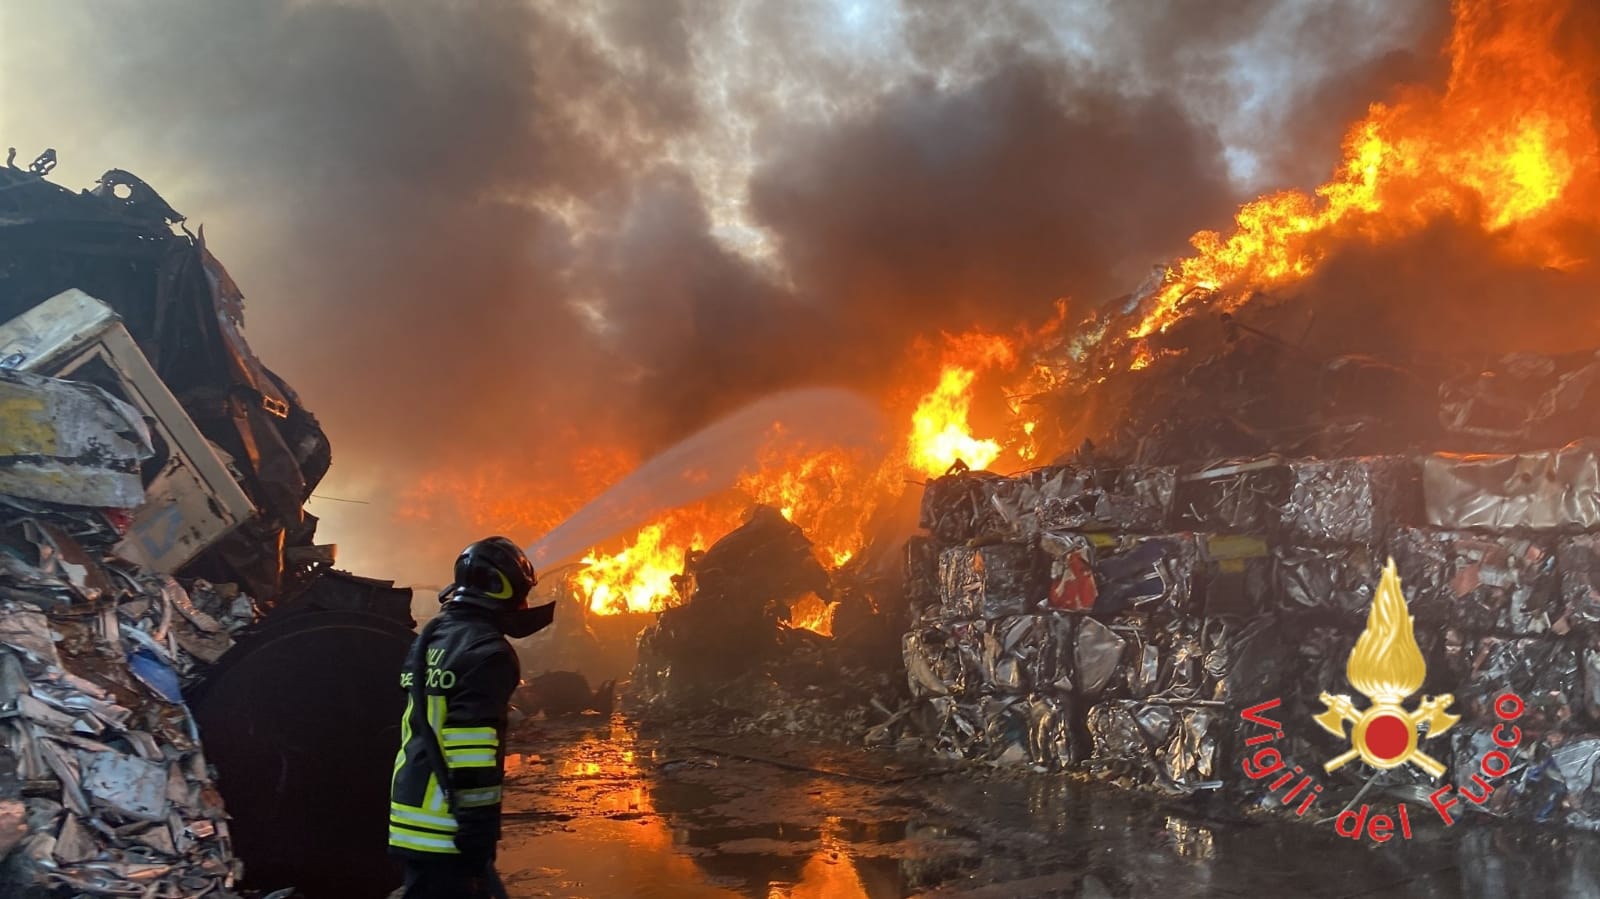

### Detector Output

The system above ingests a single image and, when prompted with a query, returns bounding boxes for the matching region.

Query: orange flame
[1133,0,1598,338]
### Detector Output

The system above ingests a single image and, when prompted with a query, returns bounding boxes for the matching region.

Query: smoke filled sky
[0,0,1446,584]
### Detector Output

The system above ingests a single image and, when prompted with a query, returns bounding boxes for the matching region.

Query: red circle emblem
[1364,712,1411,760]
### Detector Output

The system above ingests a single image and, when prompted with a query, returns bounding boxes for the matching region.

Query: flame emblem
[1312,558,1458,778]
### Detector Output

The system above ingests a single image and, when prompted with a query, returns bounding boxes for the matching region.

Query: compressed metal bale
[1075,617,1128,699]
[1272,544,1381,618]
[1203,617,1294,705]
[1020,693,1077,768]
[1391,529,1560,635]
[1280,456,1420,546]
[979,614,1076,696]
[1033,466,1175,533]
[1444,634,1581,731]
[1449,726,1566,823]
[901,626,966,699]
[1424,442,1600,532]
[1087,700,1222,795]
[934,544,1041,621]
[1090,534,1199,619]
[1040,531,1097,612]
[919,471,1010,544]
[1558,534,1600,629]
[1171,458,1291,533]
[1200,535,1272,618]
[903,536,941,620]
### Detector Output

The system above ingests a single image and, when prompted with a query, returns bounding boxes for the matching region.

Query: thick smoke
[0,0,1445,583]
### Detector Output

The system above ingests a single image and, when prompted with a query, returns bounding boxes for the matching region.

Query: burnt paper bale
[1424,442,1600,531]
[1280,456,1421,545]
[935,543,1040,621]
[1171,457,1291,533]
[918,470,1008,544]
[1272,544,1381,618]
[1090,534,1199,618]
[1033,466,1175,534]
[0,370,152,509]
[1391,530,1560,635]
[1040,531,1097,612]
[1201,535,1272,618]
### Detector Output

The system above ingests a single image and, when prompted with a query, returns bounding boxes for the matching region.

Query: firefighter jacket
[388,600,520,863]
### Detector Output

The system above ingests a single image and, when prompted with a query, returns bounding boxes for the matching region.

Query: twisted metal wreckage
[0,152,413,897]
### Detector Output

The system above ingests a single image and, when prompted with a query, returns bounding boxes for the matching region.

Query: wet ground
[497,716,1600,898]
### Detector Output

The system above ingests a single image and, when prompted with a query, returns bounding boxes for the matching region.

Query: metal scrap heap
[903,439,1600,829]
[0,369,245,896]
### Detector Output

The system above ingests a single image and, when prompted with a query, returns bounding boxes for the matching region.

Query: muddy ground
[494,716,1600,898]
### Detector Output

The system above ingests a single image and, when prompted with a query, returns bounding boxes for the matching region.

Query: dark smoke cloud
[0,0,1445,582]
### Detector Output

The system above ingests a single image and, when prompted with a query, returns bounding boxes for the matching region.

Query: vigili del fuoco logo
[1238,558,1527,843]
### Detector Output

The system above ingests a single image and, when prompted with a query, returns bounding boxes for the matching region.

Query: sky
[0,0,1448,585]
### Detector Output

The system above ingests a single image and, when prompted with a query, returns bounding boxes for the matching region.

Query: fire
[785,592,836,638]
[1132,0,1599,338]
[907,333,1018,476]
[576,513,728,615]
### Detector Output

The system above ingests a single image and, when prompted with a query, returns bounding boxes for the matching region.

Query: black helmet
[452,536,537,608]
[445,537,555,638]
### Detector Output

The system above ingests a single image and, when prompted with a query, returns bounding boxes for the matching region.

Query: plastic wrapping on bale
[1391,529,1560,635]
[1272,544,1380,617]
[934,544,1040,621]
[1171,458,1291,533]
[1424,442,1600,531]
[1033,466,1175,534]
[1445,634,1581,731]
[1090,534,1198,619]
[1280,456,1419,545]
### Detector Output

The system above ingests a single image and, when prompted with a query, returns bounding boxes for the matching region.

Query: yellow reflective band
[389,804,457,832]
[441,727,498,747]
[444,748,497,769]
[457,786,502,808]
[388,824,460,854]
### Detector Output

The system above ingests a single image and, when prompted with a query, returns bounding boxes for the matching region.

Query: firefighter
[388,537,555,898]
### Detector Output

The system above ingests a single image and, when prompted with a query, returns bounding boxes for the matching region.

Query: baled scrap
[1172,457,1290,533]
[1557,534,1600,628]
[934,544,1040,621]
[1074,618,1126,698]
[1445,634,1580,731]
[1200,534,1271,618]
[1424,442,1600,531]
[0,369,151,509]
[1089,534,1198,619]
[1272,543,1380,617]
[1280,456,1419,546]
[1040,531,1096,611]
[1391,529,1560,635]
[1034,466,1174,533]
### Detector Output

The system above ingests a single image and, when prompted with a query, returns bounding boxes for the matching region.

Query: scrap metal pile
[900,343,1600,831]
[0,370,247,895]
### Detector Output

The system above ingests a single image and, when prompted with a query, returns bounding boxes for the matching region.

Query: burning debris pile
[630,506,907,742]
[896,380,1600,828]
